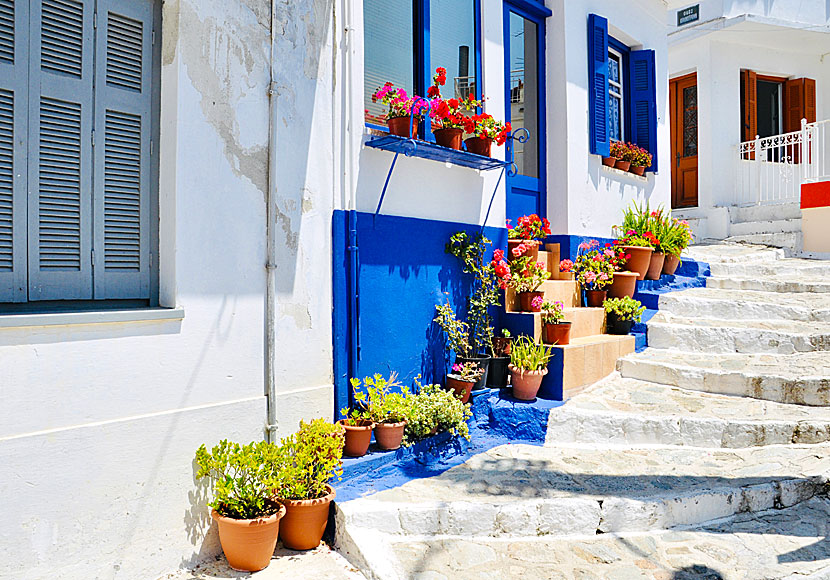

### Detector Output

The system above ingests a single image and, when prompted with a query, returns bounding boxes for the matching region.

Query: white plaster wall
[667,0,829,27]
[549,0,672,238]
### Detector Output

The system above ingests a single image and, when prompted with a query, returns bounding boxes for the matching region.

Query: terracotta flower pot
[606,312,634,336]
[608,271,638,299]
[585,289,607,307]
[519,291,545,312]
[622,246,654,281]
[507,239,539,262]
[434,127,463,150]
[509,365,548,401]
[543,322,572,345]
[663,253,681,276]
[387,116,418,139]
[615,159,631,171]
[374,420,407,450]
[337,419,374,457]
[465,136,493,157]
[560,271,575,281]
[646,252,665,280]
[446,376,475,404]
[212,505,285,572]
[277,485,335,551]
[630,165,646,176]
[602,156,616,167]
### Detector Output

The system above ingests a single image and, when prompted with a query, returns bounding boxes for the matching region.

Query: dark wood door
[670,73,699,208]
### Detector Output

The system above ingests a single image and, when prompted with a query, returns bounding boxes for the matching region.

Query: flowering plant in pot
[488,329,512,389]
[508,335,554,401]
[603,296,646,335]
[404,378,472,444]
[660,217,694,275]
[493,252,551,312]
[572,239,614,307]
[628,144,653,176]
[507,214,551,261]
[609,140,631,171]
[539,299,571,345]
[350,373,411,451]
[372,82,424,138]
[195,440,285,572]
[272,418,344,551]
[466,113,511,157]
[428,67,481,149]
[559,259,574,280]
[445,361,484,404]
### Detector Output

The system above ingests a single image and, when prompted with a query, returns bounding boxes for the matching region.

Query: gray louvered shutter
[92,0,153,299]
[27,0,95,300]
[0,0,28,302]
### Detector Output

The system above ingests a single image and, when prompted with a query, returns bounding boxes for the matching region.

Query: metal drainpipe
[265,0,279,443]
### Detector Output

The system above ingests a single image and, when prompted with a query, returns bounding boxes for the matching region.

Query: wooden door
[670,73,698,208]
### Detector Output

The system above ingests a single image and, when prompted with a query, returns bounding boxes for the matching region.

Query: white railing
[733,119,830,206]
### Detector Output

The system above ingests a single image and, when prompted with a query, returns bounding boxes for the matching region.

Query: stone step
[730,202,802,223]
[706,275,830,293]
[724,232,802,253]
[505,280,579,310]
[729,218,802,237]
[337,497,830,580]
[334,443,829,540]
[684,243,786,264]
[656,287,830,322]
[707,259,830,279]
[646,313,830,354]
[503,307,605,340]
[544,334,636,400]
[618,349,830,406]
[546,373,830,448]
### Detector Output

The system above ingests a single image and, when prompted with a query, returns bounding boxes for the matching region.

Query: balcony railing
[733,119,830,206]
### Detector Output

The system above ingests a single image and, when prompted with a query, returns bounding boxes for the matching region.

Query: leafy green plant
[449,361,484,382]
[195,440,283,520]
[660,217,694,257]
[540,300,565,325]
[509,335,554,372]
[434,300,474,359]
[404,379,472,444]
[274,419,344,501]
[603,296,646,322]
[349,373,412,424]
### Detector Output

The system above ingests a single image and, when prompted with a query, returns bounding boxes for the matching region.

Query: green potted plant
[445,361,484,404]
[195,440,286,572]
[628,143,653,176]
[428,67,481,149]
[338,405,373,458]
[540,299,571,345]
[405,378,472,444]
[610,140,631,171]
[273,418,344,551]
[508,335,554,401]
[572,240,614,307]
[371,82,424,138]
[492,250,551,312]
[349,373,411,451]
[661,217,694,275]
[603,296,646,335]
[617,202,658,280]
[488,329,512,388]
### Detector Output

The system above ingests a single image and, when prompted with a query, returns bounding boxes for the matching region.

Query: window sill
[364,134,509,172]
[601,164,650,183]
[0,307,185,329]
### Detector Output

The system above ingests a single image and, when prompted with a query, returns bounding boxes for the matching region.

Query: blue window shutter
[92,0,154,299]
[0,0,28,302]
[630,49,658,172]
[587,14,610,157]
[27,0,95,300]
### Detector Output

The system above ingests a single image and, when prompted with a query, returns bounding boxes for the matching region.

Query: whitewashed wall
[667,0,830,27]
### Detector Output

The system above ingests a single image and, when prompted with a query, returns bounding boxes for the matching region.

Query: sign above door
[677,5,700,26]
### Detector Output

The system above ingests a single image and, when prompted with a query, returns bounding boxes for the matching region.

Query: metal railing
[733,119,830,206]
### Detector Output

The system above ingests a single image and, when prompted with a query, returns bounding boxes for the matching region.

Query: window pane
[609,95,621,142]
[430,0,477,100]
[608,54,620,84]
[509,12,538,178]
[364,0,414,125]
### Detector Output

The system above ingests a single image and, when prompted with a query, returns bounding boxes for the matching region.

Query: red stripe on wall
[801,181,830,209]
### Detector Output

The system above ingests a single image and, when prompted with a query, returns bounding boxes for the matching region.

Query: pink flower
[578,241,589,251]
[536,261,546,269]
[603,249,615,258]
[512,243,527,257]
[599,272,609,281]
[452,364,462,373]
[559,259,573,272]
[531,295,544,309]
[584,271,597,283]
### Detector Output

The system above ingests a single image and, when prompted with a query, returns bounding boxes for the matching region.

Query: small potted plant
[466,112,511,157]
[434,301,489,389]
[273,419,344,551]
[617,203,658,280]
[492,253,551,312]
[628,144,652,176]
[610,140,630,171]
[506,214,551,262]
[488,329,512,389]
[661,217,693,275]
[338,405,374,458]
[603,296,646,335]
[350,373,410,451]
[445,361,483,404]
[372,82,424,139]
[540,300,571,345]
[559,259,575,280]
[195,440,286,572]
[405,378,472,444]
[428,67,480,150]
[508,335,554,401]
[572,239,614,307]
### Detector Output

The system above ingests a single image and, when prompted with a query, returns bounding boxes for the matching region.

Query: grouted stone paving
[335,243,830,579]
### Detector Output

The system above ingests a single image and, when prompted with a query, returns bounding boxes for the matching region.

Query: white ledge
[601,164,650,182]
[0,307,185,329]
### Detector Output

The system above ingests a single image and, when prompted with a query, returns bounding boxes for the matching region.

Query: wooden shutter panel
[630,49,658,172]
[784,77,817,133]
[0,0,28,302]
[27,0,95,300]
[804,78,816,124]
[92,0,153,299]
[587,13,610,157]
[742,70,757,142]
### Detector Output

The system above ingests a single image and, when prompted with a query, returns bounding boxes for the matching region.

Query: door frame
[503,1,547,220]
[670,71,698,208]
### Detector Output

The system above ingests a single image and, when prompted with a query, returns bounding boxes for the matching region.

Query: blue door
[504,4,546,221]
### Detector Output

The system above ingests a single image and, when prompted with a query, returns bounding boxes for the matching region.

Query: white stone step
[337,498,830,580]
[334,443,829,541]
[729,218,801,237]
[647,313,830,354]
[657,287,830,322]
[707,258,830,279]
[730,202,802,224]
[724,232,802,253]
[618,349,830,406]
[706,276,830,293]
[546,374,830,448]
[685,243,787,264]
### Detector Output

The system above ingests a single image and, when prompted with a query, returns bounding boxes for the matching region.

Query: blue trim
[608,36,632,143]
[588,13,610,157]
[331,212,351,418]
[630,49,659,172]
[505,0,552,19]
[474,0,483,102]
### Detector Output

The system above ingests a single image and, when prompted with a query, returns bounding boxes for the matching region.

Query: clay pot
[455,355,491,390]
[543,322,571,345]
[465,136,493,157]
[630,165,646,176]
[602,156,616,167]
[434,127,463,150]
[560,271,576,281]
[211,504,285,572]
[663,254,681,276]
[487,356,510,388]
[646,252,665,280]
[606,312,634,335]
[387,116,418,139]
[374,421,407,450]
[338,419,373,457]
[608,271,638,299]
[585,289,607,308]
[277,485,335,551]
[509,365,548,401]
[615,159,631,171]
[519,291,545,312]
[507,239,539,262]
[622,246,654,281]
[446,376,475,404]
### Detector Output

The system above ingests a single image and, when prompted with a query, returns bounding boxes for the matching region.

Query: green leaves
[349,373,412,424]
[275,419,345,501]
[405,381,472,444]
[603,296,646,322]
[509,335,554,371]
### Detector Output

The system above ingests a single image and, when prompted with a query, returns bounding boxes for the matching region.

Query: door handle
[676,153,681,167]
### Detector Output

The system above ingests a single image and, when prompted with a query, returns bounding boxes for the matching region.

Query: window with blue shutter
[630,49,658,172]
[587,13,610,157]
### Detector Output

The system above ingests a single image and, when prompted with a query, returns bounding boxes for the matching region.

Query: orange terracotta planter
[338,419,373,457]
[662,254,681,276]
[622,246,654,281]
[434,127,463,150]
[615,159,631,171]
[387,116,418,139]
[630,165,646,176]
[543,322,571,345]
[276,486,335,551]
[608,271,638,299]
[446,376,475,404]
[212,504,285,572]
[509,365,548,401]
[646,252,665,280]
[465,136,493,157]
[585,289,607,307]
[374,420,407,450]
[519,291,545,312]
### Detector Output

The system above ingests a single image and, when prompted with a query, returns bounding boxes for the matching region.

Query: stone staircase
[334,243,830,579]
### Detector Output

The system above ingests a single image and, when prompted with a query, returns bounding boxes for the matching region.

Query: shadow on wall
[182,456,221,569]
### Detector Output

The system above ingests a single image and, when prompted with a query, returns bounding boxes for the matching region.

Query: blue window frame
[364,0,482,137]
[608,36,631,143]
